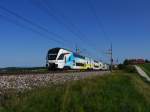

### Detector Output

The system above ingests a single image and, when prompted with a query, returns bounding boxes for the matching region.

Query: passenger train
[46,48,109,71]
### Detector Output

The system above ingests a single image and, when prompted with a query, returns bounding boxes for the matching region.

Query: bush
[124,65,136,73]
[118,64,125,70]
[118,64,136,73]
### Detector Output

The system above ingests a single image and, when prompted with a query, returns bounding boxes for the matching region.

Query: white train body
[46,48,108,71]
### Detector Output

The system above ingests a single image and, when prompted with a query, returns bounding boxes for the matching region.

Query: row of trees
[123,59,150,65]
[145,59,150,63]
[118,59,149,72]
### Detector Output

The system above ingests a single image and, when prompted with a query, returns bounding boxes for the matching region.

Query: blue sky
[0,0,150,67]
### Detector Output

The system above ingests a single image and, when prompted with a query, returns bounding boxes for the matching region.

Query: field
[0,67,48,74]
[139,63,150,76]
[1,71,150,112]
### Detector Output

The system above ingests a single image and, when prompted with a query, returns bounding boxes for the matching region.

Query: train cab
[46,48,71,70]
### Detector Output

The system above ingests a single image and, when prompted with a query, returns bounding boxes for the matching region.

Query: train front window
[48,48,60,60]
[48,48,60,54]
[48,54,57,60]
[58,54,65,60]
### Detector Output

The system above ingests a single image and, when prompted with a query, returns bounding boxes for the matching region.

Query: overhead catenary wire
[29,0,84,41]
[0,2,107,62]
[87,0,111,44]
[42,0,106,54]
[0,14,62,45]
[41,0,94,43]
[0,5,70,44]
[0,5,75,49]
[29,0,100,51]
[30,0,105,57]
[0,4,94,58]
[87,0,113,63]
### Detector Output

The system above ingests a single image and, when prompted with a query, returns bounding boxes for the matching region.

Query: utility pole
[106,43,113,72]
[110,44,113,72]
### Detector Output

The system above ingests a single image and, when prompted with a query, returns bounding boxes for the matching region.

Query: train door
[63,53,73,69]
[57,53,66,69]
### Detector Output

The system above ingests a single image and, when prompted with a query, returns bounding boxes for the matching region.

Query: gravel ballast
[0,71,108,91]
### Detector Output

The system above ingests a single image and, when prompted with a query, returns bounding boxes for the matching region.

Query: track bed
[0,71,109,91]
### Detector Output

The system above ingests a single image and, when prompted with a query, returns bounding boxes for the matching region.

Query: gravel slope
[0,71,109,91]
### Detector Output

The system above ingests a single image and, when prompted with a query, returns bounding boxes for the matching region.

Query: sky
[0,0,150,67]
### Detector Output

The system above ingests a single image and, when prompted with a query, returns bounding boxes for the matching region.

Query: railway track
[0,71,109,91]
[0,69,108,76]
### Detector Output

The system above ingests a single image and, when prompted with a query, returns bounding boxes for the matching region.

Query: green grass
[1,71,150,112]
[139,63,150,76]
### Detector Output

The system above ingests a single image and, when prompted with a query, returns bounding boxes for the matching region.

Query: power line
[0,3,107,61]
[0,5,70,45]
[0,13,68,46]
[43,0,106,54]
[29,0,102,53]
[30,0,105,56]
[29,0,84,42]
[87,0,111,44]
[43,0,95,44]
[0,6,75,49]
[0,4,100,60]
[87,0,114,64]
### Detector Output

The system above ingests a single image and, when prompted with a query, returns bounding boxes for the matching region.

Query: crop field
[1,71,150,112]
[139,63,150,76]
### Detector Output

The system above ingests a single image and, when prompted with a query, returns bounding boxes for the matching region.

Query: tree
[145,59,149,63]
[123,59,129,65]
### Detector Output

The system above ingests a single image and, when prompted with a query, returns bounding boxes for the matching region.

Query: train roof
[48,47,85,58]
[48,47,103,62]
[48,47,71,53]
[48,47,81,55]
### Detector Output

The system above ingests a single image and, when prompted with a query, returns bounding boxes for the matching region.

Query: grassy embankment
[1,70,150,112]
[139,63,150,76]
